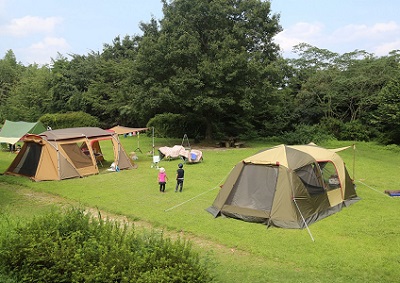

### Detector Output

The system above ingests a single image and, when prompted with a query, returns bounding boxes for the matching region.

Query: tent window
[319,161,340,190]
[60,142,93,169]
[296,163,325,196]
[226,164,278,212]
[13,142,42,176]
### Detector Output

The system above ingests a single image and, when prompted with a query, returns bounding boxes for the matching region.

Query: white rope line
[356,180,393,198]
[164,169,232,212]
[293,198,315,242]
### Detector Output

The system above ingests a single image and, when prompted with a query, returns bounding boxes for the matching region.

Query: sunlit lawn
[1,136,400,282]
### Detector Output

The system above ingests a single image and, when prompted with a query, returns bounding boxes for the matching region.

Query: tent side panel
[111,135,133,170]
[207,162,245,216]
[269,168,302,228]
[59,141,98,177]
[218,164,278,223]
[34,142,62,181]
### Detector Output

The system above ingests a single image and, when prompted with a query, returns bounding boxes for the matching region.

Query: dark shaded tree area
[1,0,400,144]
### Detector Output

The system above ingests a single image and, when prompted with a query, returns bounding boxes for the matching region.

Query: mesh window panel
[319,161,341,190]
[296,163,325,195]
[60,143,93,169]
[226,164,278,211]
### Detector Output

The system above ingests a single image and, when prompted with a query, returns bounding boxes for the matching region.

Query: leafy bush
[339,120,374,141]
[39,112,100,130]
[282,123,333,144]
[0,208,214,283]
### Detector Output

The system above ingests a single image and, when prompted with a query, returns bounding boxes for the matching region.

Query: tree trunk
[205,119,213,141]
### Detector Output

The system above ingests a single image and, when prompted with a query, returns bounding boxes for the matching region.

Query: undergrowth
[0,207,214,283]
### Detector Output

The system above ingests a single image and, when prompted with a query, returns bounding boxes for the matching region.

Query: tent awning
[0,120,46,144]
[108,125,148,135]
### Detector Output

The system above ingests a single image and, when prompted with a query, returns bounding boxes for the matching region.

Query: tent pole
[293,198,315,242]
[134,132,142,153]
[352,144,356,181]
[152,127,155,157]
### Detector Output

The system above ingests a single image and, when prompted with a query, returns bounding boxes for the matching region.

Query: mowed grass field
[1,135,400,283]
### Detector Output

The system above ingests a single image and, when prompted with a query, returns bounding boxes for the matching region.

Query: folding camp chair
[151,155,160,168]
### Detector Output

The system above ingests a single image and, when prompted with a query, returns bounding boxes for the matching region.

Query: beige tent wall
[110,134,133,170]
[58,141,97,177]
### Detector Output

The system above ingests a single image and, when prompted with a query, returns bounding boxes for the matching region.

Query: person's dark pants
[175,179,184,192]
[159,182,166,192]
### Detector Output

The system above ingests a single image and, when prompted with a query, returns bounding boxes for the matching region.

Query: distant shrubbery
[39,112,100,130]
[147,113,206,140]
[0,208,214,283]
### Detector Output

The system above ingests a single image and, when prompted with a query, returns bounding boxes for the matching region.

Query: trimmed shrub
[39,112,100,130]
[0,208,214,283]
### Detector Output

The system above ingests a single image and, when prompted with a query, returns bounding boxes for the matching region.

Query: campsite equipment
[207,143,360,229]
[5,127,133,181]
[384,190,400,197]
[158,134,203,164]
[0,120,46,146]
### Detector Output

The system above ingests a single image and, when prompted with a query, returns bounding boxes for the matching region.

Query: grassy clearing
[1,136,400,282]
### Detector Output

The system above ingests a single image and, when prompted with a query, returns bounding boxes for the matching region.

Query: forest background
[1,0,400,144]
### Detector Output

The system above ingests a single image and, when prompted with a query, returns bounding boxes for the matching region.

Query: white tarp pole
[293,198,315,242]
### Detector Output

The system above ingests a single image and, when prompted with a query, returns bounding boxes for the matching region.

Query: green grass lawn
[1,136,400,283]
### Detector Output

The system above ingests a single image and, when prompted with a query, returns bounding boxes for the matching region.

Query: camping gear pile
[158,145,187,160]
[5,127,133,181]
[207,143,359,229]
[157,134,203,164]
[158,145,203,164]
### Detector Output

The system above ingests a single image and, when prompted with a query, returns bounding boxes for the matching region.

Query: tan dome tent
[207,144,360,229]
[5,127,133,181]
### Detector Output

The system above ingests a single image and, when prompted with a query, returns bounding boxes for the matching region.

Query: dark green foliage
[0,208,214,283]
[147,113,206,140]
[373,78,400,144]
[282,123,333,144]
[39,112,100,129]
[339,120,374,141]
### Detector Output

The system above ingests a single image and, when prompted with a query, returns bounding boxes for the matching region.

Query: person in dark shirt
[175,163,185,192]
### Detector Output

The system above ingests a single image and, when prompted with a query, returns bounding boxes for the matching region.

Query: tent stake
[293,198,315,242]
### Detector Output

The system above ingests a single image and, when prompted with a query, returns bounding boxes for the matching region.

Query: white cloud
[373,40,400,56]
[275,20,400,57]
[333,21,400,43]
[274,22,324,54]
[0,16,63,37]
[24,37,70,65]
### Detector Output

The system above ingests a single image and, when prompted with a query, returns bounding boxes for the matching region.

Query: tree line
[1,0,399,144]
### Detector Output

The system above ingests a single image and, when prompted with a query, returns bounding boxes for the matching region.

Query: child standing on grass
[175,163,185,192]
[158,167,168,193]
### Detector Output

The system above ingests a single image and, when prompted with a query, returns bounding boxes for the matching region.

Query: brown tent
[207,143,360,229]
[5,127,133,181]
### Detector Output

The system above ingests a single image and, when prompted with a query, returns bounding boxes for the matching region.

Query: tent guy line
[164,168,234,213]
[356,180,394,198]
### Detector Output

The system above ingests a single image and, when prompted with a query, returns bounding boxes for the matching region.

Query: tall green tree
[2,64,52,121]
[0,50,24,121]
[129,0,282,139]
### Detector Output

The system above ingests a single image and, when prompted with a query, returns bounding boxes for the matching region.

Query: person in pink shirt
[158,167,168,193]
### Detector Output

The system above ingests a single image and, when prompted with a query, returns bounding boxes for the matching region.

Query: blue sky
[1,0,399,65]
